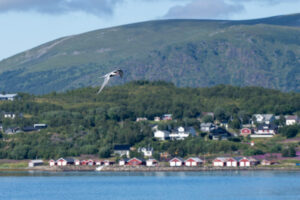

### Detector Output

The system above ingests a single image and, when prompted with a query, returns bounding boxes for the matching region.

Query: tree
[202,115,214,123]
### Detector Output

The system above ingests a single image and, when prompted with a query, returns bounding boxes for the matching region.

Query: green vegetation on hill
[0,82,299,160]
[0,14,300,94]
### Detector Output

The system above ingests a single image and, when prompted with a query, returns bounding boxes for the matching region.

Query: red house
[127,158,145,166]
[81,160,88,165]
[240,128,252,137]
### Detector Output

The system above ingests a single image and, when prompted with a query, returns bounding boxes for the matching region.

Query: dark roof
[22,126,39,132]
[114,145,131,151]
[210,127,231,136]
[257,123,277,130]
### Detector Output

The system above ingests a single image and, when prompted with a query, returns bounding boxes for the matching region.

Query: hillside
[0,14,300,94]
[0,82,299,159]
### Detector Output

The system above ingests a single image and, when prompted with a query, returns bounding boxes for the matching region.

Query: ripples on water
[0,171,299,200]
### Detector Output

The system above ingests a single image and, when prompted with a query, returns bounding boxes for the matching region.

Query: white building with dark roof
[0,94,17,101]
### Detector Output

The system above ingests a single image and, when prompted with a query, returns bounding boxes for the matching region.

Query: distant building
[114,145,130,157]
[5,127,21,135]
[253,114,275,125]
[169,157,184,167]
[200,123,215,132]
[240,128,252,137]
[202,112,215,119]
[136,117,148,122]
[34,124,48,129]
[3,112,16,119]
[28,160,44,167]
[119,158,129,166]
[209,127,231,140]
[154,116,161,122]
[213,157,227,167]
[0,94,17,101]
[22,126,39,132]
[49,159,56,166]
[252,123,277,138]
[169,126,196,140]
[138,146,153,157]
[146,159,159,167]
[57,158,75,166]
[162,114,172,121]
[127,158,145,166]
[185,157,203,167]
[154,130,170,140]
[285,115,299,126]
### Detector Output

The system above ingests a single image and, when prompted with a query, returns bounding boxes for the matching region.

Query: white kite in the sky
[97,69,123,94]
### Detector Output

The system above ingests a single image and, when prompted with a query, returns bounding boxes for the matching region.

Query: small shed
[74,159,81,166]
[226,157,238,167]
[49,159,56,167]
[185,157,203,167]
[213,157,227,167]
[127,158,145,166]
[28,160,44,167]
[146,159,159,167]
[169,157,184,167]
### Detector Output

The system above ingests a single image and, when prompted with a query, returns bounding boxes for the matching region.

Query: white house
[154,130,170,140]
[253,114,275,125]
[169,126,196,140]
[4,112,16,119]
[28,160,44,167]
[285,115,299,126]
[49,159,56,166]
[169,157,184,167]
[114,145,130,157]
[138,147,153,157]
[119,158,129,166]
[0,94,17,101]
[136,117,148,122]
[200,123,215,132]
[146,159,159,167]
[162,114,172,121]
[154,116,161,122]
[74,159,81,166]
[185,157,203,167]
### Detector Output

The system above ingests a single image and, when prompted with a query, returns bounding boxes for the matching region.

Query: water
[0,171,300,200]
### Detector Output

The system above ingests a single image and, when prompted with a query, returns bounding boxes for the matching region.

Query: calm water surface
[0,171,299,200]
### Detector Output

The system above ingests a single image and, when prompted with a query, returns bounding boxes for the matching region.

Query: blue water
[0,171,300,200]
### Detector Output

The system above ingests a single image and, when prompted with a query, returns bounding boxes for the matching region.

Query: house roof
[169,157,184,162]
[201,123,214,127]
[285,115,299,120]
[257,123,277,130]
[22,126,39,132]
[254,114,274,121]
[114,145,131,151]
[210,127,231,136]
[128,157,146,162]
[147,159,158,162]
[185,157,203,162]
[213,157,228,162]
[0,94,17,98]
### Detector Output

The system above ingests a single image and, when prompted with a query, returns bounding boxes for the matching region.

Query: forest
[0,81,299,160]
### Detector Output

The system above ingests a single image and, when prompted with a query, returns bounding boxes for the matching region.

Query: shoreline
[1,165,300,172]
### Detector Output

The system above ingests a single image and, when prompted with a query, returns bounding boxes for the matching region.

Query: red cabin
[127,158,145,166]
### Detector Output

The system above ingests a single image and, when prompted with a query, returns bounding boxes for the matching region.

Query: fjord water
[0,171,299,200]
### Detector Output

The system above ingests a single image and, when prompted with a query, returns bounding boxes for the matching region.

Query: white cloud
[0,0,124,16]
[164,0,244,19]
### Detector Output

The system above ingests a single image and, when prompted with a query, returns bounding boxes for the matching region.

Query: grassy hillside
[0,14,300,94]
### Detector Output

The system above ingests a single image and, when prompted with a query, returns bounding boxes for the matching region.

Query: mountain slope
[0,14,300,94]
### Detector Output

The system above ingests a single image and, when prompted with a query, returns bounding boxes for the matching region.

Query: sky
[0,0,300,60]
